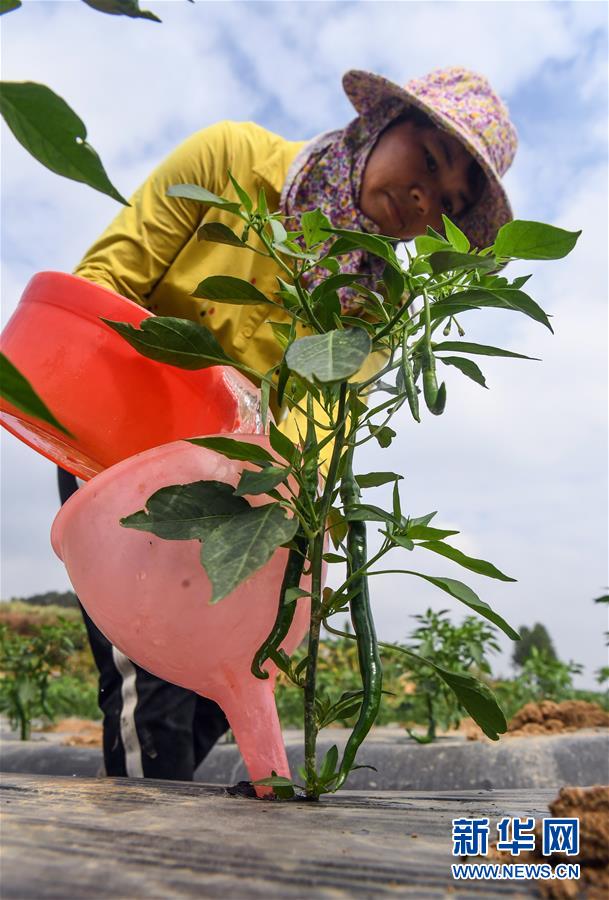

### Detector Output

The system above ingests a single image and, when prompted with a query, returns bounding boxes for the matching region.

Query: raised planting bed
[1,773,560,898]
[2,727,607,791]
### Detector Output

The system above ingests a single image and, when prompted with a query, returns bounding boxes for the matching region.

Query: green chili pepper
[412,352,423,383]
[334,454,382,791]
[251,531,308,680]
[422,350,446,416]
[422,350,438,408]
[421,287,446,416]
[252,394,318,680]
[400,333,420,423]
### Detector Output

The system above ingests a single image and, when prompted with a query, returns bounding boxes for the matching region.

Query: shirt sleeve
[73,122,234,303]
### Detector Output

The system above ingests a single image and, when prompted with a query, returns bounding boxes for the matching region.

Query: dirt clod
[480,786,609,898]
[508,701,609,737]
[41,717,103,747]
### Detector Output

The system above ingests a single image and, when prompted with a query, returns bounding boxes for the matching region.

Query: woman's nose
[410,184,432,218]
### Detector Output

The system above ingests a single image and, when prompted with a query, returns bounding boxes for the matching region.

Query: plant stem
[303,532,324,795]
[303,382,348,797]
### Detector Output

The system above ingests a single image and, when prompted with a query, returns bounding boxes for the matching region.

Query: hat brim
[343,69,513,249]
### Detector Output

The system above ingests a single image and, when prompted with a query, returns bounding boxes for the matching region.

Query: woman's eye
[425,149,437,173]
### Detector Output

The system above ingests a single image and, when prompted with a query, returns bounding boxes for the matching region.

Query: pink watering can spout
[51,435,321,797]
[219,674,291,795]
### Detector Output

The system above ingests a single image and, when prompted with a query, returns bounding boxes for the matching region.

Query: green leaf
[439,356,487,388]
[428,251,497,274]
[432,288,553,332]
[418,541,516,582]
[345,504,399,525]
[432,664,507,740]
[0,0,21,14]
[202,504,299,603]
[286,327,371,384]
[311,273,367,303]
[192,275,271,305]
[319,744,339,783]
[274,242,317,261]
[251,774,296,787]
[384,531,414,551]
[227,169,252,212]
[81,0,161,22]
[269,423,297,465]
[0,82,127,204]
[268,322,292,350]
[260,366,273,431]
[326,230,401,270]
[257,186,268,217]
[102,316,231,369]
[275,277,300,309]
[493,220,581,260]
[234,466,290,497]
[407,525,459,540]
[408,572,519,639]
[327,507,348,550]
[273,782,296,800]
[0,352,71,436]
[270,218,288,244]
[315,257,340,275]
[414,234,449,255]
[381,263,406,306]
[120,481,249,540]
[317,691,365,728]
[487,288,553,332]
[284,587,310,604]
[392,480,402,520]
[355,472,402,488]
[432,341,538,361]
[340,315,376,335]
[409,511,437,528]
[188,436,276,465]
[429,302,481,321]
[442,215,470,252]
[301,209,332,247]
[372,425,396,448]
[197,222,245,247]
[167,183,241,214]
[322,553,347,564]
[276,358,290,408]
[313,291,341,332]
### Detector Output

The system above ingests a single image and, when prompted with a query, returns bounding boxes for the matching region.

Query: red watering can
[0,272,263,480]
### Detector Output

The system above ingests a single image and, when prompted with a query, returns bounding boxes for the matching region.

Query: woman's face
[359,117,481,239]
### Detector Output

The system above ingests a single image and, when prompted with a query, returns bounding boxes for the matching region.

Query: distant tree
[512,623,557,668]
[9,591,78,609]
[594,591,608,646]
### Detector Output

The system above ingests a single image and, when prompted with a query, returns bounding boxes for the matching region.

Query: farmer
[58,67,517,781]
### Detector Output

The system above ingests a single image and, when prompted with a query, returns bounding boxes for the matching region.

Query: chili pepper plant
[401,608,501,743]
[101,176,579,799]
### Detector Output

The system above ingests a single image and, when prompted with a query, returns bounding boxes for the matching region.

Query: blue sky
[1,0,607,685]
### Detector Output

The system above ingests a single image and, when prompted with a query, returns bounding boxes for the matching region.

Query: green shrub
[0,615,96,738]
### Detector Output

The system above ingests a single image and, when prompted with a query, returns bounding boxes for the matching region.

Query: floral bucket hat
[342,67,518,249]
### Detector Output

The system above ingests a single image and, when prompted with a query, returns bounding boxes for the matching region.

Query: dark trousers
[58,468,229,780]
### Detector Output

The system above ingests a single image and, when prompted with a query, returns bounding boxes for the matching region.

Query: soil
[507,701,609,737]
[481,786,609,898]
[40,717,103,747]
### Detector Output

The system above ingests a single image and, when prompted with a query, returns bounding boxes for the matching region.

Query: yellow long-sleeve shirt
[74,120,385,465]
